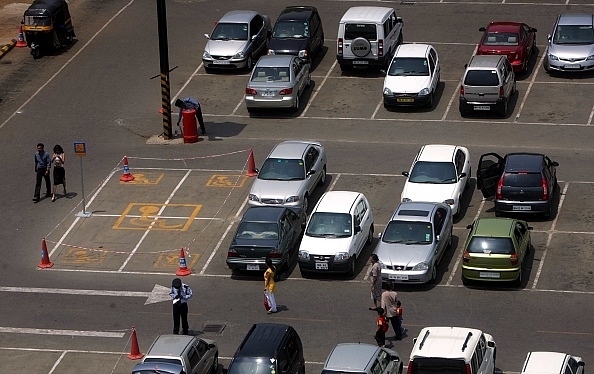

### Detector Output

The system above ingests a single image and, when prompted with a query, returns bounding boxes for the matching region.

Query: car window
[502,172,542,187]
[455,150,465,175]
[377,349,390,370]
[250,15,264,38]
[252,67,291,82]
[434,208,446,235]
[388,57,429,76]
[568,358,580,374]
[467,237,515,254]
[188,346,201,369]
[236,222,279,239]
[565,363,573,374]
[429,48,437,63]
[408,358,466,374]
[409,161,457,184]
[259,158,305,181]
[305,147,320,171]
[211,22,248,41]
[428,55,435,74]
[306,212,352,237]
[230,358,276,374]
[344,23,377,41]
[196,340,208,357]
[370,359,383,374]
[382,221,433,244]
[484,32,520,46]
[464,70,499,86]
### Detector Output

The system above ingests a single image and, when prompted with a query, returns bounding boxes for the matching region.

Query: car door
[454,149,468,200]
[304,146,320,193]
[293,59,305,95]
[514,221,530,264]
[503,59,515,97]
[186,345,202,374]
[249,14,265,55]
[477,153,504,198]
[353,199,369,255]
[286,208,302,249]
[194,339,212,374]
[429,47,439,93]
[433,207,448,262]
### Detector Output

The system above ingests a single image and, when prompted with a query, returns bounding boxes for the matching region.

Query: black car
[226,206,304,273]
[477,152,559,218]
[267,6,324,61]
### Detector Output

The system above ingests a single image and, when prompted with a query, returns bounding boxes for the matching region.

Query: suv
[298,191,374,276]
[337,6,404,71]
[544,13,594,73]
[459,55,516,117]
[408,327,496,374]
[521,352,585,374]
[476,152,559,218]
[268,6,324,61]
[227,323,305,374]
[322,343,402,374]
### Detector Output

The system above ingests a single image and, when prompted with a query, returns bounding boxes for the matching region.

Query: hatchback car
[477,152,559,218]
[383,43,440,108]
[376,202,452,284]
[132,334,218,374]
[401,144,471,216]
[461,217,532,286]
[248,140,326,213]
[226,206,304,274]
[267,6,324,61]
[477,22,537,73]
[544,13,594,73]
[521,352,585,374]
[298,191,374,276]
[202,10,272,71]
[322,343,403,374]
[245,55,311,112]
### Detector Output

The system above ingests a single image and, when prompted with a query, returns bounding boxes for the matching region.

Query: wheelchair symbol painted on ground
[113,203,202,231]
[206,175,249,188]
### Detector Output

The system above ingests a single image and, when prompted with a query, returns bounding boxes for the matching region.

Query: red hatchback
[477,22,537,73]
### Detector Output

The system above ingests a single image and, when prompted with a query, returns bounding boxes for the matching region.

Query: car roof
[243,206,288,222]
[278,6,316,21]
[472,218,515,237]
[395,44,432,58]
[256,54,295,67]
[505,153,544,172]
[468,54,505,68]
[417,144,459,163]
[268,140,319,159]
[146,335,195,357]
[522,352,569,374]
[557,13,594,26]
[324,343,380,371]
[340,6,394,23]
[412,327,484,359]
[392,202,441,221]
[314,191,362,214]
[219,10,258,23]
[485,22,523,32]
[235,323,291,357]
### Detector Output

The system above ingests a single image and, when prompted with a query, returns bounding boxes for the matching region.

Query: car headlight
[298,250,309,260]
[334,252,350,261]
[402,198,412,202]
[298,50,307,58]
[285,196,300,203]
[419,88,430,96]
[412,262,429,271]
[548,53,558,61]
[587,54,594,61]
[233,51,245,59]
[268,49,275,55]
[248,194,259,202]
[383,87,392,95]
[203,51,211,59]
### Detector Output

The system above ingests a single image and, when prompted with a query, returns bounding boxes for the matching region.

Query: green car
[461,217,532,286]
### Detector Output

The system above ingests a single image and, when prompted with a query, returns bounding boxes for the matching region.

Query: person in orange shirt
[374,307,389,347]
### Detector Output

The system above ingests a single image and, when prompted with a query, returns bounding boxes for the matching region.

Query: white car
[401,144,471,216]
[521,352,585,374]
[298,191,374,276]
[383,43,440,108]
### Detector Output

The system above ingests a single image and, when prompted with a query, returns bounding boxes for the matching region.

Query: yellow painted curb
[0,39,17,59]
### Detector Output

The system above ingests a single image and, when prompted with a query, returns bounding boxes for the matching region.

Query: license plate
[246,264,260,271]
[397,98,414,103]
[388,274,408,281]
[513,205,531,211]
[315,262,328,270]
[563,64,580,69]
[261,92,275,97]
[353,61,368,65]
[479,272,500,278]
[213,60,230,65]
[474,105,490,111]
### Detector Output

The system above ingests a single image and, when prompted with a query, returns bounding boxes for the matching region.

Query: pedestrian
[396,300,405,335]
[33,142,52,203]
[175,97,206,135]
[169,278,193,335]
[369,254,382,310]
[264,258,277,314]
[51,144,66,202]
[381,282,402,340]
[374,307,389,347]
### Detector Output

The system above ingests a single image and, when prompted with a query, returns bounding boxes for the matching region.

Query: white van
[408,327,497,374]
[337,6,404,71]
[297,191,374,276]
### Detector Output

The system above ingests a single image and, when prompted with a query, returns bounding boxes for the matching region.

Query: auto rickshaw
[22,0,76,59]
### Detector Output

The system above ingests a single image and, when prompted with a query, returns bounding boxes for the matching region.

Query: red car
[477,22,537,73]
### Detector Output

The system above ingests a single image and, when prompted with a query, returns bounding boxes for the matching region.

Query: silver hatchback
[544,13,594,73]
[322,343,402,374]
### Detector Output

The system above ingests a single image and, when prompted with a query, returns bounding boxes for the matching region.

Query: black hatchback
[477,152,559,218]
[267,6,324,61]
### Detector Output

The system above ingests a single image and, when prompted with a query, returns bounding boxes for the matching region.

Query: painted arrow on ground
[0,284,171,305]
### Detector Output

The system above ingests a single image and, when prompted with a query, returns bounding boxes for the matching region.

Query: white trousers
[265,290,277,312]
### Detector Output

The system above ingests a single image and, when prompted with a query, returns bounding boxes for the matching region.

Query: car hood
[205,40,247,56]
[251,179,304,200]
[401,182,457,204]
[375,241,433,266]
[299,233,353,255]
[549,43,594,59]
[384,75,431,94]
[268,38,309,53]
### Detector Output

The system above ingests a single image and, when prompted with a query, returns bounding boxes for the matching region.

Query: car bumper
[545,58,594,72]
[381,269,432,284]
[337,55,390,68]
[462,266,521,282]
[247,199,303,209]
[459,97,506,113]
[298,257,351,274]
[383,93,431,107]
[495,200,551,214]
[202,57,248,70]
[226,257,285,271]
[245,96,296,109]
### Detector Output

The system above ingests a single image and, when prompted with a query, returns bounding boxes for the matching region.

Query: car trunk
[466,253,515,270]
[463,70,500,103]
[501,172,544,201]
[232,244,279,258]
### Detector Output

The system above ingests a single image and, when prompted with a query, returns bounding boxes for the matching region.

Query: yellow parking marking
[113,203,202,231]
[119,172,164,185]
[60,248,107,264]
[206,175,248,188]
[154,253,201,269]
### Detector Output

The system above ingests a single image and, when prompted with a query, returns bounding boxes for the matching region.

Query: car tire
[32,48,42,59]
[339,63,351,73]
[447,228,453,250]
[513,269,523,288]
[317,165,326,186]
[426,91,434,108]
[302,194,309,214]
[429,265,437,284]
[292,95,300,112]
[346,255,356,276]
[211,353,219,374]
[398,32,403,45]
[305,72,311,88]
[495,210,502,217]
[498,99,508,117]
[544,60,550,73]
[459,103,468,117]
[245,55,253,72]
[66,31,74,44]
[465,167,471,189]
[366,224,374,246]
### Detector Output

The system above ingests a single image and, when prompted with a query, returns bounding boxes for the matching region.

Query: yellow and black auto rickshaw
[22,0,76,59]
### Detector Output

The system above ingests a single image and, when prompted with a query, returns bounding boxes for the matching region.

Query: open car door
[477,153,504,199]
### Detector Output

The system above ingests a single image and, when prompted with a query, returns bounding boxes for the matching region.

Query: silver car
[248,140,326,214]
[245,55,311,112]
[544,13,594,73]
[375,202,453,284]
[322,343,402,374]
[202,10,272,71]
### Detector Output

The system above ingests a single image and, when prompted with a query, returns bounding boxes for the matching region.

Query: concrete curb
[0,39,17,60]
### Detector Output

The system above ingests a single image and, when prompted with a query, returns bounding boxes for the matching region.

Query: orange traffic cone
[38,238,53,269]
[176,248,191,276]
[120,156,135,182]
[245,149,258,177]
[127,326,144,360]
[16,25,27,48]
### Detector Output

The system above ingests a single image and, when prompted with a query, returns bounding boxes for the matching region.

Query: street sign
[74,142,86,157]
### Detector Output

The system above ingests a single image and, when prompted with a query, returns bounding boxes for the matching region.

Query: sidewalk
[0,2,29,55]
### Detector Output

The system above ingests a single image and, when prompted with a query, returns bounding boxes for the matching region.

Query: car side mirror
[392,356,400,362]
[436,235,440,242]
[579,362,585,367]
[402,171,409,177]
[547,34,551,41]
[204,33,210,40]
[251,35,257,41]
[354,225,361,234]
[253,168,260,174]
[459,172,467,179]
[396,17,403,23]
[464,63,468,68]
[479,27,486,32]
[527,226,533,230]
[531,28,538,32]
[551,161,559,166]
[307,169,315,176]
[466,224,473,229]
[380,69,386,74]
[487,341,496,348]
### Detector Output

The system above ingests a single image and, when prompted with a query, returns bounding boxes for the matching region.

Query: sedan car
[383,43,440,108]
[477,22,537,73]
[226,206,304,274]
[248,140,326,213]
[322,343,402,374]
[376,202,452,284]
[477,152,558,218]
[267,6,324,61]
[544,13,594,73]
[202,10,271,71]
[461,217,532,286]
[521,352,584,374]
[245,55,311,112]
[401,144,471,216]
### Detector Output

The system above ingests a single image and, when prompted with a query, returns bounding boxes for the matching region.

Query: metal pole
[76,156,91,217]
[157,0,172,140]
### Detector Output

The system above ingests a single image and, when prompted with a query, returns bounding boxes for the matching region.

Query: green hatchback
[461,217,532,286]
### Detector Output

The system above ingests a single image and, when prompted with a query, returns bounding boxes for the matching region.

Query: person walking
[374,307,389,347]
[264,258,277,314]
[175,97,206,135]
[33,143,52,202]
[381,282,402,340]
[369,254,382,310]
[51,144,66,202]
[169,278,193,335]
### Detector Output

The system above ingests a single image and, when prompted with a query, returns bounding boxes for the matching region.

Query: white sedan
[521,352,584,374]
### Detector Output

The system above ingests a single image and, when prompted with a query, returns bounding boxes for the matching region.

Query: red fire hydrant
[181,109,199,143]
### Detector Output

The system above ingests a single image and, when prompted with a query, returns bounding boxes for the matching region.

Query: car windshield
[388,57,430,76]
[251,67,291,82]
[467,237,515,254]
[258,158,305,181]
[503,172,542,187]
[344,23,377,40]
[409,161,457,184]
[554,25,594,45]
[273,21,309,38]
[24,16,51,26]
[464,70,499,86]
[306,212,352,238]
[483,32,520,46]
[236,222,279,239]
[211,22,248,41]
[382,221,433,244]
[229,358,276,374]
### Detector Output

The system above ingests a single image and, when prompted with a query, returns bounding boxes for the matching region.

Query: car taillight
[279,88,293,95]
[542,177,549,201]
[465,363,472,374]
[463,251,470,263]
[246,88,257,95]
[406,361,414,374]
[338,38,343,55]
[267,251,281,259]
[510,252,518,266]
[378,39,384,57]
[227,248,239,257]
[496,177,504,200]
[460,85,465,96]
[499,86,504,97]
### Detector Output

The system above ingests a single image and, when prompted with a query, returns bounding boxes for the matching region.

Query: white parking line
[0,327,124,338]
[441,45,477,121]
[300,60,337,117]
[588,104,594,125]
[514,49,547,123]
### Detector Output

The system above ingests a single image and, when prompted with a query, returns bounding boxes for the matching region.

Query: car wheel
[66,31,73,44]
[543,59,550,72]
[292,95,300,112]
[513,268,523,288]
[459,103,468,117]
[302,194,309,214]
[429,265,437,284]
[245,55,253,71]
[426,91,434,108]
[366,224,374,246]
[318,165,326,186]
[346,255,356,276]
[211,353,219,374]
[32,48,42,59]
[398,32,403,45]
[465,167,471,189]
[543,206,551,220]
[305,72,311,88]
[462,276,470,286]
[498,99,508,117]
[495,210,502,217]
[447,228,453,250]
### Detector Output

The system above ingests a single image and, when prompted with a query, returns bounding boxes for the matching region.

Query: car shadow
[514,46,541,81]
[454,178,477,223]
[383,80,447,113]
[310,46,328,72]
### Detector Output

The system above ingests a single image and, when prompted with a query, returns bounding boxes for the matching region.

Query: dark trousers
[34,168,51,198]
[195,106,206,134]
[172,302,189,334]
[374,329,385,346]
[388,316,402,339]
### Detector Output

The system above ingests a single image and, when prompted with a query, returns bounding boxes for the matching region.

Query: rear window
[229,357,276,374]
[502,172,541,187]
[467,237,515,254]
[464,70,499,86]
[409,357,466,374]
[344,23,377,40]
